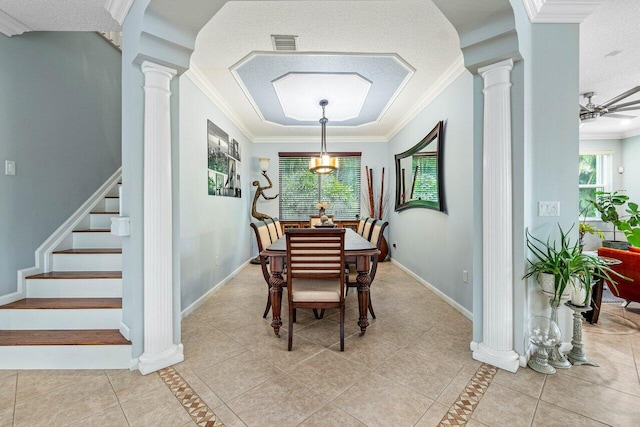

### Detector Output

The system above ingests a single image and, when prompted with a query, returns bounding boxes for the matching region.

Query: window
[279,153,361,220]
[579,153,611,218]
[411,153,439,203]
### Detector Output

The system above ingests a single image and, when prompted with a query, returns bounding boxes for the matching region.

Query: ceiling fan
[579,86,640,122]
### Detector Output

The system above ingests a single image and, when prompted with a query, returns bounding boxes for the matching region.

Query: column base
[138,343,184,375]
[472,342,520,373]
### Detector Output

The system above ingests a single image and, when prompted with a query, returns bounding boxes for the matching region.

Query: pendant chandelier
[309,99,339,174]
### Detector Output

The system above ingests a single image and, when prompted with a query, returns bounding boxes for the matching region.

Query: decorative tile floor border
[438,363,498,426]
[158,366,225,427]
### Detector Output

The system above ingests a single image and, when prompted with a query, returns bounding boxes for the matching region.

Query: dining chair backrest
[264,217,282,242]
[250,221,272,280]
[361,217,376,240]
[356,217,368,235]
[286,228,345,280]
[369,220,388,246]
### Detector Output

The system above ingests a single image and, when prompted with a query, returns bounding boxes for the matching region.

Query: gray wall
[0,32,121,296]
[388,71,475,313]
[179,76,253,310]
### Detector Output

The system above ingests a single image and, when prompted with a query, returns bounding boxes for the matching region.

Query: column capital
[141,61,178,79]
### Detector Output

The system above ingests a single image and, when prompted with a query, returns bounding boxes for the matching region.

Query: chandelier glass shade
[309,100,339,174]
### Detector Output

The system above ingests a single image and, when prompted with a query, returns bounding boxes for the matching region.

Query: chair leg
[293,308,297,323]
[288,306,294,351]
[622,300,631,309]
[368,295,376,319]
[340,304,345,351]
[262,291,271,319]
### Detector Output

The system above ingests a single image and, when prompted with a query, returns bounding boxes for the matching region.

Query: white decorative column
[138,61,183,375]
[472,59,520,373]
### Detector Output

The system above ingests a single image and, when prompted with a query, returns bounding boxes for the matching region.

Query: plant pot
[537,273,571,299]
[602,240,629,251]
[570,284,591,307]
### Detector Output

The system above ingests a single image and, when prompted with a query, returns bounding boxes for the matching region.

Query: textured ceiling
[190,0,461,142]
[232,53,413,126]
[579,0,640,136]
[0,0,119,31]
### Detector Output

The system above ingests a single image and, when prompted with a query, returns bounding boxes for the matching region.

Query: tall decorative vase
[378,235,389,262]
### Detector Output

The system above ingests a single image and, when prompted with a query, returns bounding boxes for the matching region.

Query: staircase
[0,183,132,369]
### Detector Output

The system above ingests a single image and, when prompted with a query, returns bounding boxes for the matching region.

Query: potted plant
[617,202,640,249]
[587,191,630,249]
[524,225,624,306]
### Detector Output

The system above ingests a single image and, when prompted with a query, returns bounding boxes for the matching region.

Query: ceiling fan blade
[607,99,640,111]
[601,86,640,108]
[606,107,640,113]
[602,113,637,119]
[580,104,589,112]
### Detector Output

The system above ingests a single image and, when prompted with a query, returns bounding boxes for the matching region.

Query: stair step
[72,229,121,249]
[52,249,122,271]
[26,272,122,298]
[27,271,121,279]
[0,298,122,329]
[0,329,131,369]
[0,298,121,309]
[0,329,130,346]
[90,212,117,228]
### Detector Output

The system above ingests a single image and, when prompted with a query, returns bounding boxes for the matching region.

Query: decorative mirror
[394,120,444,212]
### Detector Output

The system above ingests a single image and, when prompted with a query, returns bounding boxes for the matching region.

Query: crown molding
[622,127,640,140]
[579,131,623,140]
[252,135,388,144]
[385,55,466,142]
[184,65,255,141]
[0,9,31,37]
[580,126,640,141]
[104,0,134,25]
[522,0,604,23]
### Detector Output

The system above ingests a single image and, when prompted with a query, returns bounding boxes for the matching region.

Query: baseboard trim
[181,259,251,319]
[119,321,131,340]
[391,259,472,320]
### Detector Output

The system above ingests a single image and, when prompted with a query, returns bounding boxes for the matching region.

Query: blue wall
[388,71,475,315]
[0,32,121,296]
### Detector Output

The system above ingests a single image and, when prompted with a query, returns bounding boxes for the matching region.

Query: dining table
[261,227,379,337]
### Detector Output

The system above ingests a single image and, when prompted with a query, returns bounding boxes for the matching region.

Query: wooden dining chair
[250,220,282,318]
[346,219,388,318]
[361,217,376,240]
[286,228,346,351]
[264,217,283,242]
[356,217,368,235]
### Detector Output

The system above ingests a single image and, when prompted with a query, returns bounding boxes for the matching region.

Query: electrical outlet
[393,241,397,248]
[538,201,560,217]
[463,270,468,283]
[5,160,15,176]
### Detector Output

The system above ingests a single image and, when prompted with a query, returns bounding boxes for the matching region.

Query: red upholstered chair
[286,228,346,351]
[597,247,640,307]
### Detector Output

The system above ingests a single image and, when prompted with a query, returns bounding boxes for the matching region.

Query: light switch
[5,160,15,176]
[538,201,560,217]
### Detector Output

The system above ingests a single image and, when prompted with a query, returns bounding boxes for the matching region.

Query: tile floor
[1,262,639,426]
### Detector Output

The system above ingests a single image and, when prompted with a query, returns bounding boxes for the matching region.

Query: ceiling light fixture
[309,100,339,174]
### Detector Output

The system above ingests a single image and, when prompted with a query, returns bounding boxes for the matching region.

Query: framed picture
[207,119,241,198]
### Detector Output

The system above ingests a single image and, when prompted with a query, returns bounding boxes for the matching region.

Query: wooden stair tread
[105,196,119,198]
[0,330,130,346]
[26,271,122,279]
[53,248,121,254]
[0,298,122,309]
[90,211,119,214]
[73,229,111,233]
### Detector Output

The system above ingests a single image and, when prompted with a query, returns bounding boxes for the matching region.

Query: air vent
[271,35,297,51]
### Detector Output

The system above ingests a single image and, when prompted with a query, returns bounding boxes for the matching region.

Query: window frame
[278,152,362,220]
[579,151,612,220]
